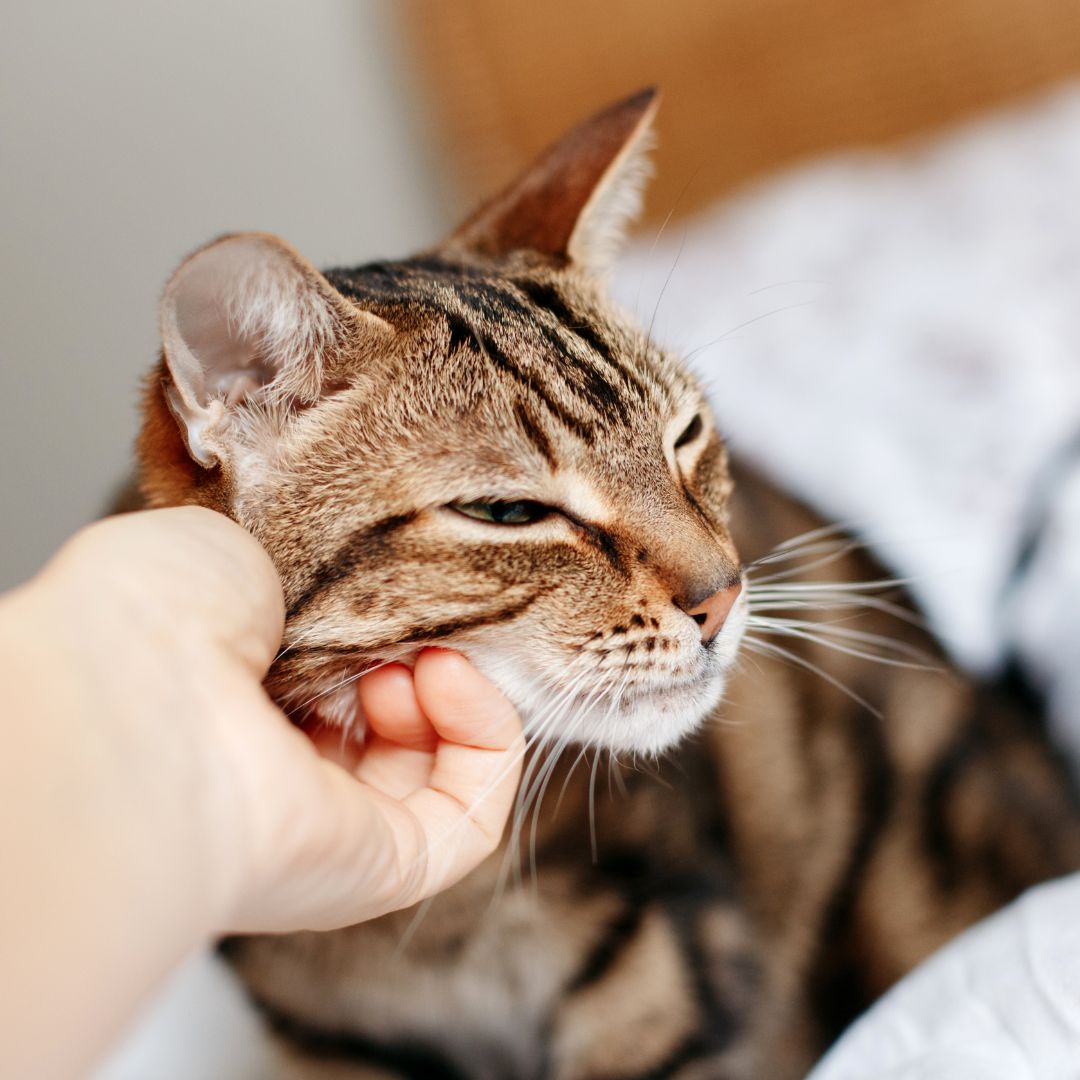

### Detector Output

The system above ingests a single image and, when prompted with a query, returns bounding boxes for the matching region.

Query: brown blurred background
[401,0,1080,224]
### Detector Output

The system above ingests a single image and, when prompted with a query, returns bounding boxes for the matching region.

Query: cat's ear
[446,87,658,276]
[160,232,390,469]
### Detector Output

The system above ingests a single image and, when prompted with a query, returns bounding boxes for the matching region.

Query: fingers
[150,507,285,674]
[352,664,435,797]
[355,652,522,830]
[413,649,520,751]
[237,650,525,933]
[403,649,524,897]
[359,664,438,751]
[42,507,285,676]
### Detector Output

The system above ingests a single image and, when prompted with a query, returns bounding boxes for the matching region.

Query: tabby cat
[138,90,1080,1079]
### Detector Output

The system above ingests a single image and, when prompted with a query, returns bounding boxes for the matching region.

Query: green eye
[452,500,552,525]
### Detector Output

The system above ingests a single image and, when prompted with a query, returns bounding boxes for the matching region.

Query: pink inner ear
[177,297,277,406]
[447,87,658,268]
[166,237,299,412]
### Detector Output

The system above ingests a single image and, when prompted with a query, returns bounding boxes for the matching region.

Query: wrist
[0,562,231,941]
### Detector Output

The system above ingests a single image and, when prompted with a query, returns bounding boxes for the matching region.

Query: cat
[138,89,1080,1079]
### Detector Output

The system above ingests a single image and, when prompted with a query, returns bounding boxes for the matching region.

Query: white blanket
[808,873,1080,1079]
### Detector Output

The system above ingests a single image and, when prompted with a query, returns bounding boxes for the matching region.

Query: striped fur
[138,92,1080,1078]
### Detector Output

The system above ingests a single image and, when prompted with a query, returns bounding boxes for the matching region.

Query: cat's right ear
[445,88,659,277]
[159,232,390,469]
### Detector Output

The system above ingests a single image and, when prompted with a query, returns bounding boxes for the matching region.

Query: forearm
[0,577,218,1080]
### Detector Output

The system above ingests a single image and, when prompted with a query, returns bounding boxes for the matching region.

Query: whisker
[586,669,632,861]
[644,231,686,348]
[747,542,870,584]
[746,538,862,571]
[742,637,883,719]
[682,299,817,361]
[284,662,384,718]
[746,618,939,672]
[747,278,828,296]
[749,577,916,594]
[624,756,672,789]
[527,704,596,888]
[747,614,932,656]
[523,690,597,880]
[391,894,437,960]
[500,669,597,895]
[749,591,926,631]
[609,750,628,798]
[764,519,861,554]
[588,749,602,863]
[272,622,322,664]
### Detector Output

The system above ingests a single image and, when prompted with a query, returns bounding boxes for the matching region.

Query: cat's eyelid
[444,493,552,510]
[444,498,561,528]
[442,477,615,534]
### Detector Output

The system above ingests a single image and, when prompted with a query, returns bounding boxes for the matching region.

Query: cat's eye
[674,413,703,450]
[451,500,553,525]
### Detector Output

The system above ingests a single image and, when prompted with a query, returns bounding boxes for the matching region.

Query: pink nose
[685,581,742,643]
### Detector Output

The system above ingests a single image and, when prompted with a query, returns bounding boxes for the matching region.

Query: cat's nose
[681,580,743,643]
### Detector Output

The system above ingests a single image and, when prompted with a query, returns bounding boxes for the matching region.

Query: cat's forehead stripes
[453,317,597,444]
[325,256,673,447]
[512,398,557,468]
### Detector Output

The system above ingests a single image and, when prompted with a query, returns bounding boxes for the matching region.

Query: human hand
[0,506,524,1079]
[9,507,524,936]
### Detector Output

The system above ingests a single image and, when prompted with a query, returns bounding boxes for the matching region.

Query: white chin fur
[573,671,730,755]
[458,598,748,758]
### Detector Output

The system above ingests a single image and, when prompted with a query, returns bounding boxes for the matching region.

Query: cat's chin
[578,671,730,756]
[459,598,748,757]
[284,601,747,757]
[459,647,740,758]
[286,665,721,758]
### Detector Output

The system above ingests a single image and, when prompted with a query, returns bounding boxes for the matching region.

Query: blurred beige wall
[0,1,441,589]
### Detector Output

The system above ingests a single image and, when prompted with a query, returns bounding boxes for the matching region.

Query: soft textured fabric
[806,873,1080,1079]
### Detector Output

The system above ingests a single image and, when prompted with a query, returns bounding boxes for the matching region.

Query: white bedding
[807,873,1080,1079]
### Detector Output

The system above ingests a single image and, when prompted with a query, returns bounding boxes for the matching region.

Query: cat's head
[139,89,746,755]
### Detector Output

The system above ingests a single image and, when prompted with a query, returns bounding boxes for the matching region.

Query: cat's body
[138,91,1080,1078]
[221,461,1079,1080]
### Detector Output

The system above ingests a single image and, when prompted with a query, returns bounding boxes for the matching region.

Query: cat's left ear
[159,232,391,469]
[446,88,659,276]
